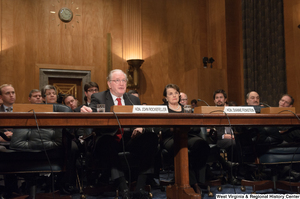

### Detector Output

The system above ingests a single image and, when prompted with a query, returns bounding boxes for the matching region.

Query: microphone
[197,99,210,106]
[125,93,134,105]
[260,102,271,107]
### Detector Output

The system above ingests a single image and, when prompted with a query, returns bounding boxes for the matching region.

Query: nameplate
[132,105,168,113]
[224,106,256,114]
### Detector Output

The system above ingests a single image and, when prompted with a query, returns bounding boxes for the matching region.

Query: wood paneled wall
[284,0,300,113]
[0,0,242,106]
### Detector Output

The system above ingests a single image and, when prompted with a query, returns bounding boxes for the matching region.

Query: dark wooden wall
[284,0,300,112]
[2,0,297,109]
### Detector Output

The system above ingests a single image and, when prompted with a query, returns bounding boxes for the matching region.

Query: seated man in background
[179,92,188,106]
[254,94,300,181]
[128,89,139,98]
[80,69,158,199]
[83,82,99,106]
[0,84,18,197]
[74,82,99,112]
[191,99,198,111]
[28,89,43,104]
[207,89,239,184]
[0,84,15,143]
[246,91,260,106]
[258,94,299,144]
[63,94,79,111]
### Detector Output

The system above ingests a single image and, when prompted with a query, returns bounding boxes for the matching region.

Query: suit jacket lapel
[123,93,133,105]
[105,90,115,112]
[0,105,4,112]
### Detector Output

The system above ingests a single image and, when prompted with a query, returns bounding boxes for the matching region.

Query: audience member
[84,82,99,106]
[213,89,227,107]
[179,92,188,105]
[159,84,210,194]
[0,84,18,196]
[246,91,260,106]
[258,94,299,144]
[63,94,78,111]
[255,94,300,181]
[191,99,198,109]
[279,94,294,108]
[128,90,139,98]
[228,101,238,106]
[0,84,15,143]
[209,89,239,178]
[41,85,58,104]
[80,69,158,199]
[28,89,43,104]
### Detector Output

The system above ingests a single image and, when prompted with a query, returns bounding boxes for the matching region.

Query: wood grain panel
[0,0,243,108]
[284,0,300,113]
[1,0,14,84]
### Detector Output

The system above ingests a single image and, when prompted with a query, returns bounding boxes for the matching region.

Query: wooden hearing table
[1,112,300,199]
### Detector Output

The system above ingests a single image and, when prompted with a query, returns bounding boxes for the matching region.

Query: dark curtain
[242,0,286,106]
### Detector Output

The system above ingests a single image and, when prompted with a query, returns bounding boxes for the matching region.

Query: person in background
[246,91,260,106]
[41,85,58,104]
[63,94,79,111]
[0,84,15,143]
[208,89,239,184]
[191,99,198,109]
[0,84,18,197]
[179,92,188,106]
[128,90,139,98]
[28,89,43,104]
[84,82,99,106]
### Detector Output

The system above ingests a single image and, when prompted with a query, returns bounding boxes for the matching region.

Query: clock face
[58,7,73,23]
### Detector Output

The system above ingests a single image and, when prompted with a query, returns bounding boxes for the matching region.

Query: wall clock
[50,0,81,29]
[58,7,73,23]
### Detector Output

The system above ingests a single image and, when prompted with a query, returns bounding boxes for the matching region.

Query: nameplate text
[132,105,168,113]
[224,106,256,114]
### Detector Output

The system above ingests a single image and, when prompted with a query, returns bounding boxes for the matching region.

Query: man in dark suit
[0,84,18,197]
[80,69,158,199]
[0,84,15,143]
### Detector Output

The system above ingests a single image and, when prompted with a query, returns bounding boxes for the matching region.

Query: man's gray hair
[107,69,128,81]
[29,89,41,98]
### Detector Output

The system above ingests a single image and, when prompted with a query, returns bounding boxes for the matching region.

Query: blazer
[90,89,141,136]
[0,104,5,112]
[0,104,13,141]
[89,89,141,112]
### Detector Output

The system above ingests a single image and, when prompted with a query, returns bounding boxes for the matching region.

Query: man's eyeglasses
[181,99,188,101]
[110,79,127,84]
[87,89,99,92]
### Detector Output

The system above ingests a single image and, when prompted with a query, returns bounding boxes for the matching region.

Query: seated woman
[160,84,210,194]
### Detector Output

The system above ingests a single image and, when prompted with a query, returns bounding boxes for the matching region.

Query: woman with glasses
[159,84,210,195]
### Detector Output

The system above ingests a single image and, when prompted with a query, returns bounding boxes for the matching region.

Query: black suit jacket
[89,89,140,112]
[90,90,141,136]
[0,105,5,112]
[0,104,13,141]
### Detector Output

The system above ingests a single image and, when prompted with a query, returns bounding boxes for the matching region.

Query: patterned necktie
[115,97,123,142]
[6,107,12,112]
